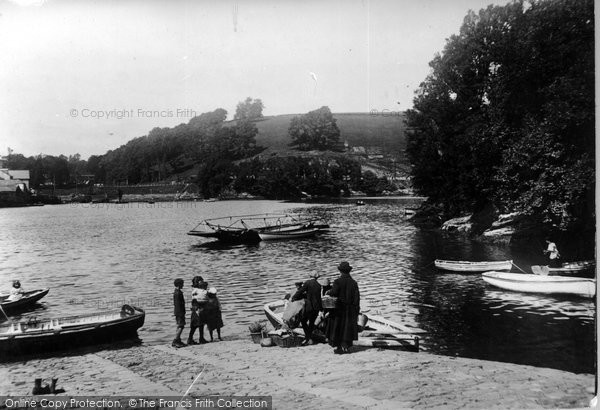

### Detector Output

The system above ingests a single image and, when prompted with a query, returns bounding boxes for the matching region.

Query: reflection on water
[0,199,595,373]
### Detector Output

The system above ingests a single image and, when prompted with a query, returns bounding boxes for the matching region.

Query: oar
[512,261,529,274]
[0,305,9,321]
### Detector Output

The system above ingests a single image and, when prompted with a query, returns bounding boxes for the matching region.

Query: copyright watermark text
[1,396,272,409]
[70,108,199,119]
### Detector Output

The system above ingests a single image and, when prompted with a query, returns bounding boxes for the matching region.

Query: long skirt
[206,310,224,331]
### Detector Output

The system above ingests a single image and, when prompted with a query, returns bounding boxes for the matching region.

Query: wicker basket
[321,296,338,309]
[268,331,304,348]
[250,332,265,344]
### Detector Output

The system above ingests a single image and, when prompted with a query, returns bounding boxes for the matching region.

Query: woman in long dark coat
[326,261,360,354]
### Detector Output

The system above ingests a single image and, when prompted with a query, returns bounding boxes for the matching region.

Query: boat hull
[0,305,145,357]
[482,271,596,298]
[0,289,49,313]
[259,227,321,241]
[435,259,513,272]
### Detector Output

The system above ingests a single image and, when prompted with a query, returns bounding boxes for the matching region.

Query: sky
[0,0,511,158]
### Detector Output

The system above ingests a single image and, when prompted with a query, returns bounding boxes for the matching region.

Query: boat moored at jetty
[0,289,49,313]
[481,271,595,298]
[0,304,145,357]
[435,259,513,272]
[264,300,421,351]
[187,213,330,244]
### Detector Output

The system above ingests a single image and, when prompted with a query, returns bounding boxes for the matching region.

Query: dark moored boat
[531,261,595,277]
[0,289,49,313]
[187,213,329,244]
[0,305,145,357]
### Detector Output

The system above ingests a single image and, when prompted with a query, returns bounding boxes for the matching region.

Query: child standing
[172,278,186,348]
[7,280,24,301]
[188,276,208,344]
[205,287,224,341]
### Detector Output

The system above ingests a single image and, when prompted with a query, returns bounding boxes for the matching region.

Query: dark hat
[174,278,184,287]
[12,280,21,288]
[337,261,353,273]
[294,281,304,287]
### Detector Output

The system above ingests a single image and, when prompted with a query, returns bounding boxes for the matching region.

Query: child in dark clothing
[205,287,224,341]
[172,278,186,348]
[188,276,208,345]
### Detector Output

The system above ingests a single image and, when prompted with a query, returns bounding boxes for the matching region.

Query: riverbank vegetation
[6,99,403,200]
[406,0,594,237]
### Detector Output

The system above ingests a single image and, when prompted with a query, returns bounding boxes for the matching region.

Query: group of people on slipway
[172,275,224,348]
[284,260,361,354]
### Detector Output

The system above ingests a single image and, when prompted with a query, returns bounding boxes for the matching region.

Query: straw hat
[208,287,217,295]
[317,277,331,287]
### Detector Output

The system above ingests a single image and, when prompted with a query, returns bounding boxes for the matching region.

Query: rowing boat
[434,259,513,272]
[264,300,421,351]
[560,260,595,270]
[404,207,418,216]
[0,289,49,313]
[0,304,145,357]
[531,261,595,277]
[258,226,321,241]
[481,271,595,298]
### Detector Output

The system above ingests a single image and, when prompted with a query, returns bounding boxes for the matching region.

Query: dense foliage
[234,97,264,121]
[406,0,594,231]
[288,106,342,151]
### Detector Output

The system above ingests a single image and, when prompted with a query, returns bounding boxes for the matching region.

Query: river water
[0,199,595,373]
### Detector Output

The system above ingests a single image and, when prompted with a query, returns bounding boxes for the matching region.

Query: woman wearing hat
[325,261,360,354]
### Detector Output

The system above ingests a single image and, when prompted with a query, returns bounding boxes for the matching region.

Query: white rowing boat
[263,300,421,351]
[435,259,513,272]
[481,271,595,298]
[258,226,321,241]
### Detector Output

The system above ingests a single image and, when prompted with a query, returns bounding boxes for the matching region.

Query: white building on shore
[0,156,30,193]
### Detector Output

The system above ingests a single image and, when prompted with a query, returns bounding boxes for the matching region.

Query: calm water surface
[0,199,595,373]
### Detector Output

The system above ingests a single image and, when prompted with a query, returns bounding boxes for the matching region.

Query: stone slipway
[1,340,595,409]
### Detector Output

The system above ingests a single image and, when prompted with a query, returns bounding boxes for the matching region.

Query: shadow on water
[409,228,595,374]
[189,241,261,252]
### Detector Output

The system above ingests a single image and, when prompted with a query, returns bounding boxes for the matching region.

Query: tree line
[6,100,397,198]
[406,0,594,233]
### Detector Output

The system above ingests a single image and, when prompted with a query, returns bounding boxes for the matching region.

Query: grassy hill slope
[229,112,407,153]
